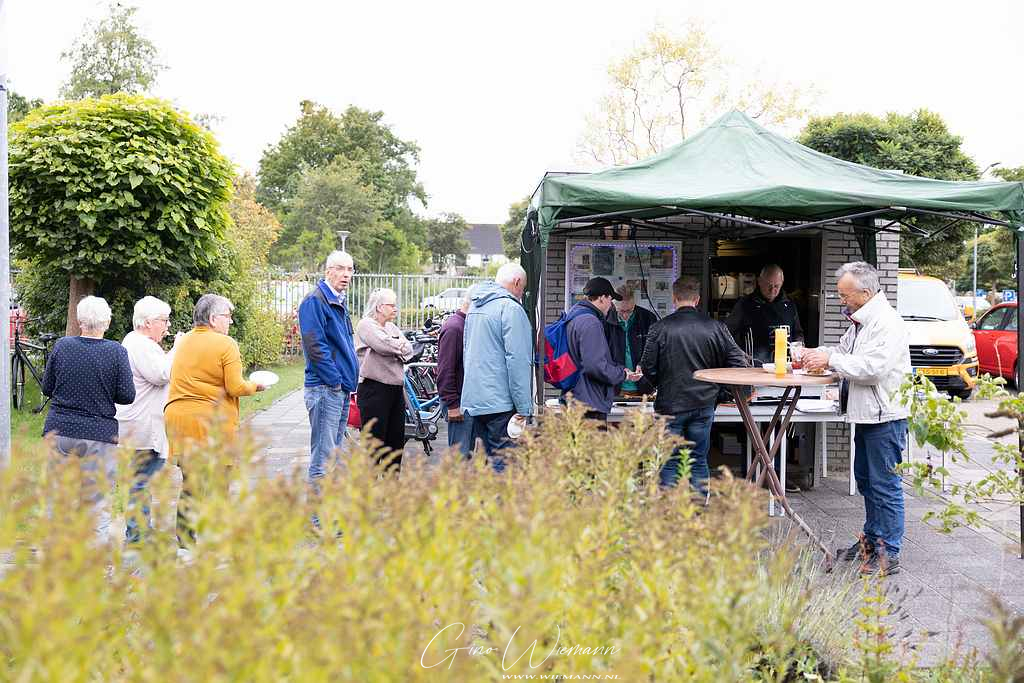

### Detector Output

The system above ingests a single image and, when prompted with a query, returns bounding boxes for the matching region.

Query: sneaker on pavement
[860,553,900,576]
[840,538,875,562]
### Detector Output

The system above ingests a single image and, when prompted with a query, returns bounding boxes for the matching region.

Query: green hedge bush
[2,404,1019,680]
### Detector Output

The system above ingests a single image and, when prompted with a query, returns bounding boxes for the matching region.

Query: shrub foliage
[0,405,876,681]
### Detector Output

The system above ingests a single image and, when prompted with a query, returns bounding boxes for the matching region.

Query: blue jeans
[660,406,715,493]
[854,419,907,556]
[125,449,165,543]
[443,400,474,457]
[305,385,351,482]
[463,410,514,472]
[54,436,118,542]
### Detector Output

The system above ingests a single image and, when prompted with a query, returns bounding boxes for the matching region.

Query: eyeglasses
[215,313,233,323]
[838,290,868,303]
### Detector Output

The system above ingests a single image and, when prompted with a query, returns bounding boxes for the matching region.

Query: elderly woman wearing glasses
[115,296,182,543]
[355,288,414,468]
[165,293,264,545]
[41,295,135,543]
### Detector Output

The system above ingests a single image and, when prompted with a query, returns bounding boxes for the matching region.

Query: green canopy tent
[523,111,1024,324]
[521,110,1024,552]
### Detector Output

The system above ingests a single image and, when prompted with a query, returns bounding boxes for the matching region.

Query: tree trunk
[65,274,95,337]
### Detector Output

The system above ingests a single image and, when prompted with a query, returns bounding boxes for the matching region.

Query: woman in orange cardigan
[166,293,264,545]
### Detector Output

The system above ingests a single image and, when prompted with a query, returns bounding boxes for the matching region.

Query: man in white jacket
[116,296,179,544]
[804,262,911,576]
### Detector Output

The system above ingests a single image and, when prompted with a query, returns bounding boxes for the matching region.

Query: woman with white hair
[115,295,181,543]
[41,295,136,542]
[355,288,414,468]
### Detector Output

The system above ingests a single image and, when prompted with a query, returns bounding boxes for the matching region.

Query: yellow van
[896,271,979,399]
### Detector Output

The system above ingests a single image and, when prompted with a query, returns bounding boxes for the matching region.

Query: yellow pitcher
[774,327,787,377]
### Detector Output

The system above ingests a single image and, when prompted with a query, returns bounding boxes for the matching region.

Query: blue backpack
[543,306,599,390]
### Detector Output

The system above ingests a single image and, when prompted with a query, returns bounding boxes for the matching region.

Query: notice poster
[565,240,681,314]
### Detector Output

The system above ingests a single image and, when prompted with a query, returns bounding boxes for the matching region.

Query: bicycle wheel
[11,353,26,410]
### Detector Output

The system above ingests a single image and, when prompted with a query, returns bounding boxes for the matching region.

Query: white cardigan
[115,331,176,456]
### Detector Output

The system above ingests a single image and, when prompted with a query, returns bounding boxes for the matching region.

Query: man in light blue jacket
[461,262,534,471]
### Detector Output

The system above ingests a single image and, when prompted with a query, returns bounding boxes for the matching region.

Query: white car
[420,287,468,312]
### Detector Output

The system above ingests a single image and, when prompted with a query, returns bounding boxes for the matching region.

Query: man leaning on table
[803,261,911,577]
[640,275,747,498]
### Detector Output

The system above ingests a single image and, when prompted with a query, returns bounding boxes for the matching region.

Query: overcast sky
[3,0,1022,223]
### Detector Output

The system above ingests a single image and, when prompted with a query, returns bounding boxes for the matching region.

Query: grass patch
[10,375,46,452]
[239,357,304,419]
[8,356,304,451]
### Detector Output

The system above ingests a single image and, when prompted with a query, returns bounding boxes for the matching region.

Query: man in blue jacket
[564,277,642,423]
[461,263,533,471]
[298,251,360,487]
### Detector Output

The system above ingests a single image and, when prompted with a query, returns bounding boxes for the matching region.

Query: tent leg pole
[1017,230,1024,559]
[535,247,546,414]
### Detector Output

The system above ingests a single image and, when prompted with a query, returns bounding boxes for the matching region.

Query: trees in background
[500,198,529,260]
[277,157,419,273]
[60,2,163,99]
[257,100,448,272]
[953,230,1016,294]
[424,214,470,272]
[7,90,43,123]
[950,166,1024,294]
[578,22,813,166]
[798,110,980,270]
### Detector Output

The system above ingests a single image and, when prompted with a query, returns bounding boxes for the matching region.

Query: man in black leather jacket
[640,276,747,495]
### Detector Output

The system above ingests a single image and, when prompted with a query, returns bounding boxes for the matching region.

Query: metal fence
[257,272,488,353]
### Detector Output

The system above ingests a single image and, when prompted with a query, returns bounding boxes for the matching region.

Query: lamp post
[0,50,9,469]
[972,162,1001,320]
[336,230,350,253]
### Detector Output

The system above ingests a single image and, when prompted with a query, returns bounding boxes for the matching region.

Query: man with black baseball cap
[562,277,643,422]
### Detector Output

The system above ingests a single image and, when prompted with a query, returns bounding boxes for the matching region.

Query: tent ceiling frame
[552,205,931,238]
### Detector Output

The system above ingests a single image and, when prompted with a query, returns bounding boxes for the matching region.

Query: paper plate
[249,370,280,386]
[761,362,792,373]
[794,368,834,378]
[506,417,525,439]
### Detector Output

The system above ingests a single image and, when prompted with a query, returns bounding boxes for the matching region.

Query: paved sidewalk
[247,388,440,479]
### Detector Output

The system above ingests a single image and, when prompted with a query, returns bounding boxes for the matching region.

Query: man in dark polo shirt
[726,264,804,363]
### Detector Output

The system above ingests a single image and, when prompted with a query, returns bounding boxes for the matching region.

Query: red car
[973,302,1019,386]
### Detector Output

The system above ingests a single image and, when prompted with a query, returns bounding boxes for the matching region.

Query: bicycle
[11,317,58,413]
[404,362,442,455]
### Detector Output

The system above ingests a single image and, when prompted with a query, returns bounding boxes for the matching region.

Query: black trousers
[357,378,406,468]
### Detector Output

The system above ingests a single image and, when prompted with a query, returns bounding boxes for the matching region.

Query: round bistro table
[693,367,837,568]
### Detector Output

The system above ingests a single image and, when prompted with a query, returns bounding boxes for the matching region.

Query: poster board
[564,240,681,315]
